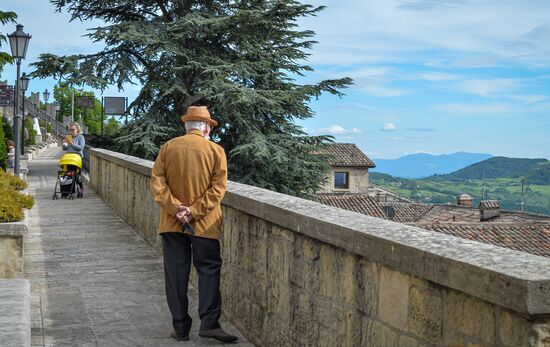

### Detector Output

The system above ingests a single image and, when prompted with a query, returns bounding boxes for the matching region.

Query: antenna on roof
[520,178,525,212]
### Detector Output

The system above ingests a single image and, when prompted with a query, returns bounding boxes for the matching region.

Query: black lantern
[8,24,31,60]
[20,72,30,92]
[43,89,50,102]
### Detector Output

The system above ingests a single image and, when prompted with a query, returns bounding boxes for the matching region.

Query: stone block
[530,320,550,347]
[0,236,24,278]
[0,279,31,347]
[399,334,419,347]
[378,266,410,330]
[446,291,495,344]
[408,279,443,345]
[358,259,378,317]
[498,308,529,347]
[370,320,399,347]
[443,329,464,347]
[343,308,363,347]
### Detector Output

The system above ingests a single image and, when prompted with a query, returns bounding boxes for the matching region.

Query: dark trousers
[161,232,222,336]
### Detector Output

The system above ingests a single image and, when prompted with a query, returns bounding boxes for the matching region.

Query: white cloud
[301,0,550,68]
[361,85,409,97]
[454,79,520,98]
[318,125,361,135]
[414,72,461,81]
[381,123,397,132]
[432,103,515,115]
[508,94,547,104]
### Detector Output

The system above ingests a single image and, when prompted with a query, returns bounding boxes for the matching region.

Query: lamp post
[8,24,31,176]
[54,101,60,137]
[43,89,51,135]
[19,72,29,153]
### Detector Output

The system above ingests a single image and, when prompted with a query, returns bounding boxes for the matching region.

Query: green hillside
[370,171,550,215]
[429,157,549,183]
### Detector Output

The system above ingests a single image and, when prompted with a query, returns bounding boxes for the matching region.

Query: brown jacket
[151,129,228,239]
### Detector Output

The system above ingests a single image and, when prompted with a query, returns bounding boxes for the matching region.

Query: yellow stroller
[53,152,83,200]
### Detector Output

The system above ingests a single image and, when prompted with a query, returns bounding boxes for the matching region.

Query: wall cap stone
[0,209,29,236]
[88,147,550,315]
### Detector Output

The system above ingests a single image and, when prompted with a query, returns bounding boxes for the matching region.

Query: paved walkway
[25,147,251,346]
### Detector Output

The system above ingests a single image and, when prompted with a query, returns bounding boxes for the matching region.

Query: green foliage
[430,157,549,181]
[52,82,103,133]
[0,117,6,169]
[370,172,550,215]
[103,117,121,136]
[31,0,352,197]
[0,170,28,190]
[113,117,176,160]
[0,169,34,222]
[23,117,36,146]
[2,115,13,141]
[0,10,17,74]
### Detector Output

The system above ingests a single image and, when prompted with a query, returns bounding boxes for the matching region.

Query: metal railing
[82,145,91,175]
[23,98,67,136]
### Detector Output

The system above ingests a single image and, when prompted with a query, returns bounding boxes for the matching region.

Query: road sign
[104,97,127,115]
[75,95,95,109]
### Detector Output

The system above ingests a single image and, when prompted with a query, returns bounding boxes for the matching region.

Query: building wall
[319,167,370,194]
[88,147,550,347]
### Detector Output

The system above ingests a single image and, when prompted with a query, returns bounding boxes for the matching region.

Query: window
[334,172,349,189]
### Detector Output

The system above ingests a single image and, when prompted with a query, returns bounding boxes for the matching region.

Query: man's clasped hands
[176,205,194,224]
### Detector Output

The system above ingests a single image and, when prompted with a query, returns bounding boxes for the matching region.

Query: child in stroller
[53,152,83,199]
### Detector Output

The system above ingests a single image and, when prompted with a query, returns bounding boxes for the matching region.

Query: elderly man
[151,106,237,343]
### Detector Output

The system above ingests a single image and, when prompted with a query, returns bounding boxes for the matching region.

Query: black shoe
[199,328,238,343]
[170,331,190,341]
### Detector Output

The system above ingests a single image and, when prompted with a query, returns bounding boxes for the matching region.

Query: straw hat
[181,106,218,127]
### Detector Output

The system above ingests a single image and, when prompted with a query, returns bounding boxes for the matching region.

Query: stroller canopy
[59,153,82,170]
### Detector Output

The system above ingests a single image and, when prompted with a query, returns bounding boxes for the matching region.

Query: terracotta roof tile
[316,194,386,219]
[319,143,376,168]
[382,202,432,223]
[417,223,550,258]
[315,193,550,258]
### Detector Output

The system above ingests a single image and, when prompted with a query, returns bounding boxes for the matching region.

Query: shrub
[0,170,28,190]
[0,118,6,169]
[0,169,34,222]
[2,117,13,141]
[24,117,36,146]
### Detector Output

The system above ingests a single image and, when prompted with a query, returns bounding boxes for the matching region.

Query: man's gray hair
[185,121,209,132]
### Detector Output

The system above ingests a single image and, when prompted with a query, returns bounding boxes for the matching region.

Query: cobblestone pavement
[25,147,252,347]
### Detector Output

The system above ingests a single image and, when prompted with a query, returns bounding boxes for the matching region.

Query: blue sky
[2,0,549,159]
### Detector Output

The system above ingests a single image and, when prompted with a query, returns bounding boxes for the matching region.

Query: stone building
[317,143,376,193]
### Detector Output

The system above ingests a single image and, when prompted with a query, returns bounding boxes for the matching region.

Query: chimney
[478,200,500,221]
[456,193,473,207]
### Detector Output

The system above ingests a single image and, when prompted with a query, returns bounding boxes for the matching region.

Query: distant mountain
[371,152,493,178]
[370,157,550,215]
[430,157,550,184]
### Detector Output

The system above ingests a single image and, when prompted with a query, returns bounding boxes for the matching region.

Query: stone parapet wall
[0,210,28,279]
[88,147,550,347]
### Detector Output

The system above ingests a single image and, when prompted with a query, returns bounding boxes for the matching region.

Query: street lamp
[19,72,30,153]
[8,24,31,176]
[54,101,60,136]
